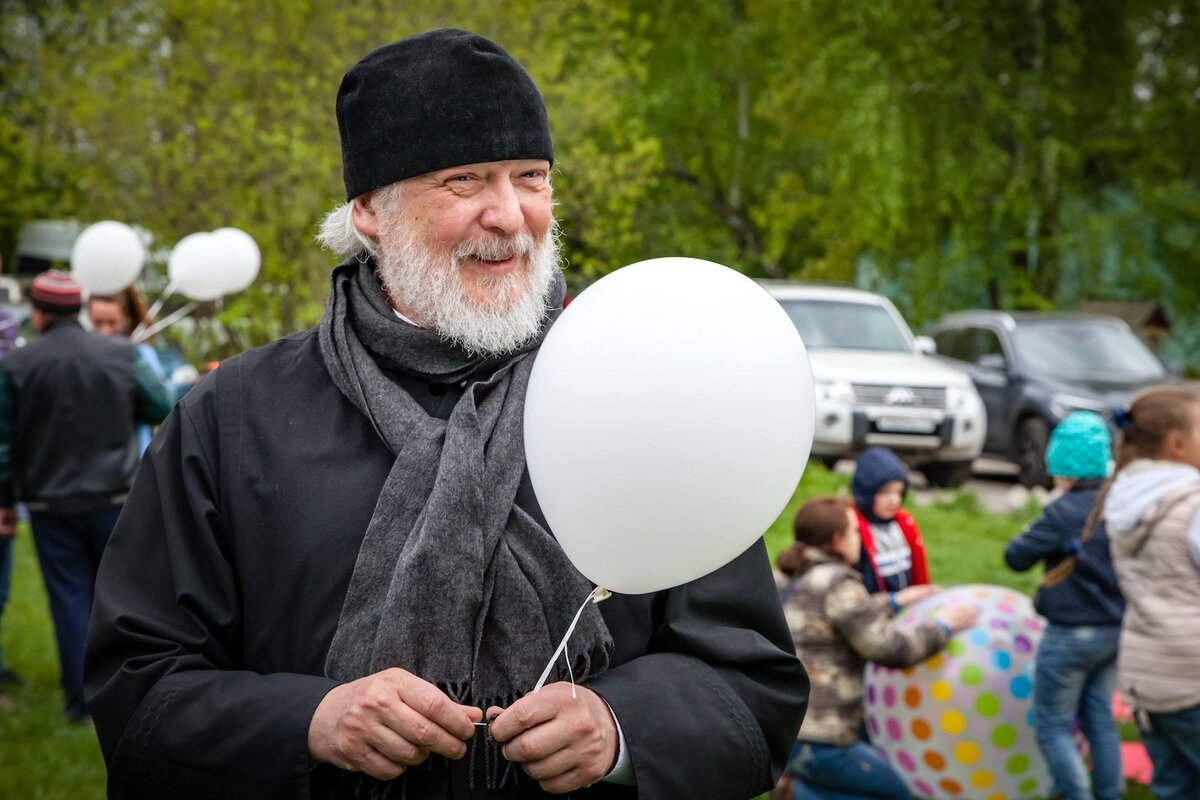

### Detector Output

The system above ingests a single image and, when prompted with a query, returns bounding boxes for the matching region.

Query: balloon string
[533,586,611,694]
[131,302,196,343]
[133,283,176,340]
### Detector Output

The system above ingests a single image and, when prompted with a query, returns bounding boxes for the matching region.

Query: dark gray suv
[928,311,1170,487]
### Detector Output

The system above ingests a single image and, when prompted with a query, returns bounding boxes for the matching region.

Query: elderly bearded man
[85,29,808,800]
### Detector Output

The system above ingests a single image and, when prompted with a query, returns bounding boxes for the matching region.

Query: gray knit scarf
[319,260,612,793]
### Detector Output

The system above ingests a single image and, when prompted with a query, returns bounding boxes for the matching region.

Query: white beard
[375,217,561,356]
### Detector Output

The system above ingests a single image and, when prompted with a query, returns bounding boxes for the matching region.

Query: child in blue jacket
[1005,411,1124,800]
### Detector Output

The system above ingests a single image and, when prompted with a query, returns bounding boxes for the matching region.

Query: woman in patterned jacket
[774,497,977,800]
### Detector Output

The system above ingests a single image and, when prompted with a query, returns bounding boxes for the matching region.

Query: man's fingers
[516,747,576,781]
[359,749,408,782]
[363,721,429,766]
[385,701,470,760]
[537,767,595,795]
[501,719,576,764]
[488,687,565,742]
[392,671,478,742]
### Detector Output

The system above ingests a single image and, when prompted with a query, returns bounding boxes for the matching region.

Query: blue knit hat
[1046,411,1112,480]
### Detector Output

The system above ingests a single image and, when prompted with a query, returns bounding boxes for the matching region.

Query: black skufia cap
[336,29,553,200]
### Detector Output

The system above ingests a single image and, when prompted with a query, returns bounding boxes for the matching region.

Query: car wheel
[1016,417,1052,489]
[816,456,841,470]
[921,461,973,489]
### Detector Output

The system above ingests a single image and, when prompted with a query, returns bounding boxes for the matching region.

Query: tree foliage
[1,0,1196,364]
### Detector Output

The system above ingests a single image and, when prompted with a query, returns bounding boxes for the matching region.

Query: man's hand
[0,506,16,538]
[307,668,482,781]
[487,683,618,794]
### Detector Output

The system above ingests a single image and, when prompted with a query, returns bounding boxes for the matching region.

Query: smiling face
[361,159,559,355]
[88,297,129,337]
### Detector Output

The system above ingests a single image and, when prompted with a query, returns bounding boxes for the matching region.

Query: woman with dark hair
[776,496,976,800]
[87,286,171,453]
[87,286,152,340]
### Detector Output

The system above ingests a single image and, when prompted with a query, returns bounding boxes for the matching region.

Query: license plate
[876,416,937,434]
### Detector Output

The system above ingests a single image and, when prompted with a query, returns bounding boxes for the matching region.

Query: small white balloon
[70,221,146,295]
[168,232,234,302]
[524,257,816,594]
[211,227,261,294]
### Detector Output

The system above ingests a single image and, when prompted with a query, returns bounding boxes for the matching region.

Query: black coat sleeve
[587,542,809,799]
[84,391,338,799]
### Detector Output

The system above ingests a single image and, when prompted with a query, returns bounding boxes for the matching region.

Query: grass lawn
[1,523,106,799]
[0,464,1152,798]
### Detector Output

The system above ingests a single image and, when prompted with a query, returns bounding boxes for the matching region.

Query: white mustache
[452,233,536,262]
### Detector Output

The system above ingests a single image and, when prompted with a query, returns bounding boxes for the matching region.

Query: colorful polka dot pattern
[864,584,1050,799]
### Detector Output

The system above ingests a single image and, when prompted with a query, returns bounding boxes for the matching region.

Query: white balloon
[70,221,146,295]
[168,232,235,302]
[524,257,815,595]
[211,227,261,294]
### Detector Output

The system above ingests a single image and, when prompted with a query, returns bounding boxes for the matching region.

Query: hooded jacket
[850,447,929,593]
[1104,459,1200,713]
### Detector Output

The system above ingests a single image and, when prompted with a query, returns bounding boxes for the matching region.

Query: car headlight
[816,381,855,404]
[1050,392,1107,419]
[945,383,976,412]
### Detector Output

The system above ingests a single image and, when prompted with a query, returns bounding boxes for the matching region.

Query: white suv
[762,282,986,487]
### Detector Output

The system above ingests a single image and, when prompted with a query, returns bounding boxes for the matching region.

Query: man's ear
[351,193,380,239]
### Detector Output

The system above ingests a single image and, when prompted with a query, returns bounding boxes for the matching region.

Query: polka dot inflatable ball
[863,584,1049,800]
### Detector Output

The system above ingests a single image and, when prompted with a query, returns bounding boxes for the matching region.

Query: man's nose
[479,180,525,235]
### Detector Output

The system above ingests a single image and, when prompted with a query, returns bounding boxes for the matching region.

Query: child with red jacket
[850,447,930,595]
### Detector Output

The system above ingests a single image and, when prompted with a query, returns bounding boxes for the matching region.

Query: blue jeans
[787,740,910,800]
[1139,704,1200,800]
[30,508,121,716]
[1034,623,1123,800]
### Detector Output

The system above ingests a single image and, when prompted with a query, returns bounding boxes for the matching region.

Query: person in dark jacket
[0,270,172,720]
[83,29,808,800]
[1005,411,1124,800]
[850,447,930,595]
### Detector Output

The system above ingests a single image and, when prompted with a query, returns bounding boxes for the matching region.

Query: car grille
[851,384,947,410]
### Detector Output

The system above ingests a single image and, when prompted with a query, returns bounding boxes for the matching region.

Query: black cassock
[84,329,809,799]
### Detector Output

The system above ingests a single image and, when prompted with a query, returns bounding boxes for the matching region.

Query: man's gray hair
[315,183,403,261]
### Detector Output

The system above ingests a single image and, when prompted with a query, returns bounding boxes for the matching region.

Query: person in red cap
[0,270,172,721]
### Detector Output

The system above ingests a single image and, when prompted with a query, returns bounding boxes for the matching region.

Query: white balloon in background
[168,232,234,302]
[524,257,815,595]
[211,227,261,294]
[70,221,146,295]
